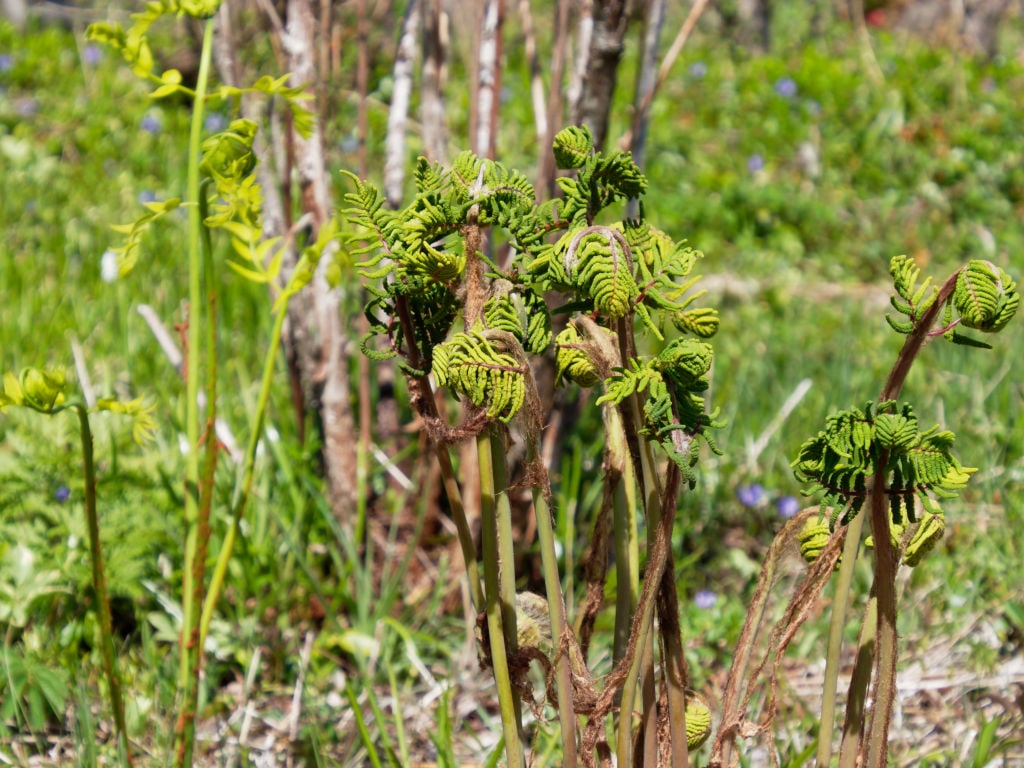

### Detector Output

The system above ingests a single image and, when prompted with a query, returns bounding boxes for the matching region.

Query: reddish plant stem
[863,270,960,768]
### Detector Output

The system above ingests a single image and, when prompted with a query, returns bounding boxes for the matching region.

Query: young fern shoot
[349,124,721,766]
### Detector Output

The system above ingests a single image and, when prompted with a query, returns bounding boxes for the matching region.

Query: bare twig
[385,0,421,207]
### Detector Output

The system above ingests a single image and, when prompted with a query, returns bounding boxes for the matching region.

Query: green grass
[2,8,1024,766]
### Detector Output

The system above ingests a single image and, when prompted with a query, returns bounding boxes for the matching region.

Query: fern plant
[348,124,720,767]
[708,253,1018,768]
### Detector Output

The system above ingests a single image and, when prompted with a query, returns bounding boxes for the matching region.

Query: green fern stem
[526,437,579,768]
[175,18,215,768]
[617,462,681,768]
[817,509,866,768]
[75,404,133,766]
[478,427,525,768]
[199,294,288,650]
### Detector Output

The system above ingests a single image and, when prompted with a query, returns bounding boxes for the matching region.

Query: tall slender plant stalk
[75,405,133,766]
[478,428,526,768]
[174,19,215,767]
[816,509,867,767]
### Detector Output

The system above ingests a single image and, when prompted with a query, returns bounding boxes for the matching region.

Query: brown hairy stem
[863,269,960,767]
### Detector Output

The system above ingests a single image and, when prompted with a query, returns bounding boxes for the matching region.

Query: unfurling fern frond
[473,162,536,230]
[401,193,464,282]
[480,281,552,356]
[886,254,937,334]
[557,227,638,320]
[521,288,553,355]
[552,125,594,170]
[953,259,1019,334]
[902,505,945,567]
[432,331,527,422]
[673,307,721,338]
[793,401,975,527]
[554,324,601,388]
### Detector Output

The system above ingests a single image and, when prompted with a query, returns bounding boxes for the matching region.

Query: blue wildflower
[54,485,71,502]
[777,495,800,519]
[141,111,163,134]
[689,61,708,79]
[0,54,12,73]
[83,44,102,66]
[204,112,227,133]
[137,190,157,205]
[774,76,798,98]
[737,483,765,508]
[694,589,718,609]
[747,153,765,173]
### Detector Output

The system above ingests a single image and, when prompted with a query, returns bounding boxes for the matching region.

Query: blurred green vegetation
[1,6,1022,765]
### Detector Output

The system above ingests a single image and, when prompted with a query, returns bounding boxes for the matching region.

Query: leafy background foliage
[2,4,1024,765]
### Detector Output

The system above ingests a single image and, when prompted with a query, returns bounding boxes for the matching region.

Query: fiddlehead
[792,401,976,527]
[431,331,528,423]
[887,254,1019,348]
[953,259,1018,334]
[554,324,602,388]
[597,337,721,481]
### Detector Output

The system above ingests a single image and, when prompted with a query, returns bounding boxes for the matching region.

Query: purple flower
[774,76,798,98]
[694,589,718,609]
[83,43,103,66]
[688,61,708,79]
[747,153,765,173]
[777,495,800,519]
[140,111,163,134]
[137,190,157,205]
[0,54,13,73]
[737,483,765,508]
[54,485,71,503]
[15,97,38,118]
[204,112,227,133]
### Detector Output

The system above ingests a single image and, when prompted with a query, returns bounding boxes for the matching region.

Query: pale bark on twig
[284,0,359,521]
[625,0,665,218]
[385,0,421,207]
[473,0,503,159]
[534,0,571,200]
[421,0,449,163]
[517,0,547,145]
[567,0,594,129]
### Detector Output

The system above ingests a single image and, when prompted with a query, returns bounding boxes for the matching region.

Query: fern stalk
[394,294,484,612]
[75,404,133,766]
[838,595,878,768]
[817,509,867,767]
[864,270,961,768]
[478,428,526,768]
[526,431,579,767]
[174,18,215,768]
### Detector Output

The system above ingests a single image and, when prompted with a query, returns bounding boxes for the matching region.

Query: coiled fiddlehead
[902,505,945,567]
[792,401,976,527]
[888,254,1019,348]
[554,324,602,388]
[432,331,528,423]
[953,259,1019,333]
[598,338,721,481]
